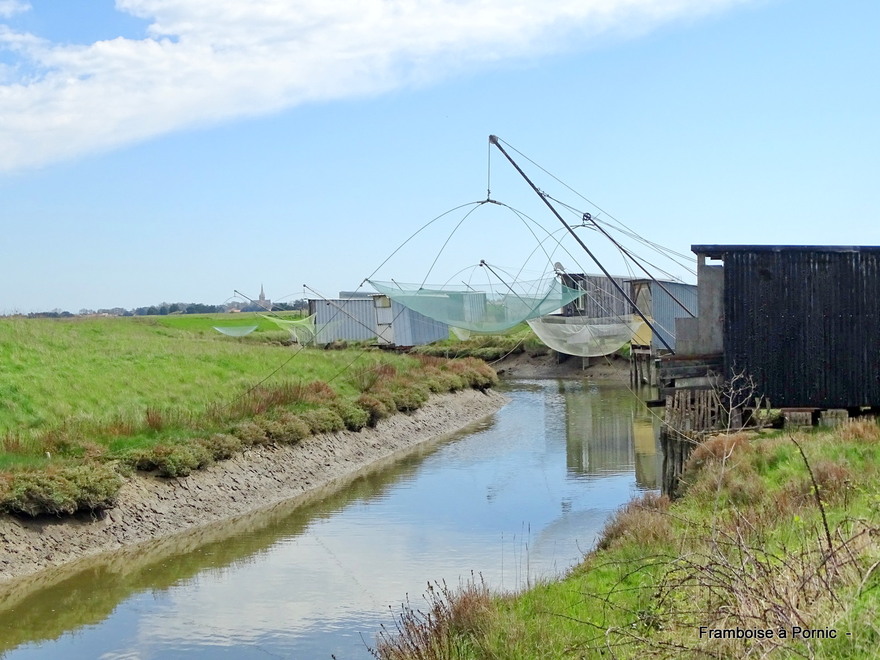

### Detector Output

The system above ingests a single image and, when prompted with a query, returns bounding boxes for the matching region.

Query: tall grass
[374,420,880,659]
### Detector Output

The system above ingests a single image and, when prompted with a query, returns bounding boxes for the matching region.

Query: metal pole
[580,212,695,318]
[488,135,675,354]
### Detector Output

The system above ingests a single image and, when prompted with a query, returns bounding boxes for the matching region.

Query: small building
[669,245,880,410]
[560,273,698,353]
[629,278,698,354]
[308,292,449,347]
[560,273,631,318]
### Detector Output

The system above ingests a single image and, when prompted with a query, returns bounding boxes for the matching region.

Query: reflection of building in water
[564,384,661,490]
[633,417,662,490]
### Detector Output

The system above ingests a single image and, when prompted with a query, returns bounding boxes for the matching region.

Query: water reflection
[0,380,660,660]
[564,381,661,490]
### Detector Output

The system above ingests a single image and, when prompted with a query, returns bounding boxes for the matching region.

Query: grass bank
[375,421,880,659]
[0,314,497,517]
[411,324,549,362]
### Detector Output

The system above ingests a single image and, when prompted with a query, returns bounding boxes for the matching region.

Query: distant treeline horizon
[7,299,309,319]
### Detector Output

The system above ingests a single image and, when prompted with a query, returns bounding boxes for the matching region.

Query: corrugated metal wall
[311,298,377,343]
[309,297,448,346]
[561,274,630,318]
[721,248,880,408]
[390,300,449,346]
[649,281,698,352]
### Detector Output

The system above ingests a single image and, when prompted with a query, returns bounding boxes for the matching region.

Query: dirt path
[0,388,506,587]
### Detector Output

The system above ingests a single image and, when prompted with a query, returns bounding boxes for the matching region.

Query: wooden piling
[660,387,736,497]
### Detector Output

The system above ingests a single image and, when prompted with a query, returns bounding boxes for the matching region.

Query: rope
[494,136,698,272]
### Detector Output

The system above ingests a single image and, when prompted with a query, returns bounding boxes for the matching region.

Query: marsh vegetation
[0,314,496,516]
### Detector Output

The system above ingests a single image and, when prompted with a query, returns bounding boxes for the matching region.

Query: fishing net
[261,314,317,344]
[527,315,645,357]
[213,325,258,337]
[368,277,583,334]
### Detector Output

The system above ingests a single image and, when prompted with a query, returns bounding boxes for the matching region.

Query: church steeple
[256,284,271,311]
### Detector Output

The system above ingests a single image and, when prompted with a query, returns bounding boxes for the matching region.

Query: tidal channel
[0,379,660,659]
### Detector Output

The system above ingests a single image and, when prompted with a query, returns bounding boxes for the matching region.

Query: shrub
[41,433,94,459]
[452,357,499,390]
[260,418,288,443]
[274,412,312,443]
[369,389,398,415]
[298,408,346,434]
[332,401,370,432]
[682,456,766,507]
[1,463,124,516]
[231,420,269,446]
[390,382,430,412]
[356,394,388,427]
[126,441,214,478]
[684,432,753,474]
[596,492,672,551]
[198,433,242,460]
[792,458,853,503]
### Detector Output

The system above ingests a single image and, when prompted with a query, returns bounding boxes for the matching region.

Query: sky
[1,0,878,314]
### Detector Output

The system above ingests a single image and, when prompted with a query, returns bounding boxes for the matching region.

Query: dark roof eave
[692,244,880,259]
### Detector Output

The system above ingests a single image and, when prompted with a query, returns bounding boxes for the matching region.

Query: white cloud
[0,0,752,173]
[0,0,29,19]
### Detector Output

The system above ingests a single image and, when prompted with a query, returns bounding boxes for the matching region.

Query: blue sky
[1,0,877,313]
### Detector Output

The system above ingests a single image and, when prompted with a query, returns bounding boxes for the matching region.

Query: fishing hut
[629,278,698,385]
[658,245,880,493]
[308,292,449,347]
[560,273,631,318]
[558,273,697,384]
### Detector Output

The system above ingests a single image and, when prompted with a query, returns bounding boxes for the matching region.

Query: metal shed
[308,293,449,347]
[630,279,699,352]
[691,245,880,409]
[560,273,631,318]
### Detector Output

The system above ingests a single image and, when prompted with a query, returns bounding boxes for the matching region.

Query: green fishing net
[368,278,583,334]
[261,314,317,344]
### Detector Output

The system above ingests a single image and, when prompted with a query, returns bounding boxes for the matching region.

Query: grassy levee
[0,314,497,517]
[411,324,550,362]
[375,421,880,659]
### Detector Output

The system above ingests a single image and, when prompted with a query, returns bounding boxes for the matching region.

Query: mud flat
[0,388,506,586]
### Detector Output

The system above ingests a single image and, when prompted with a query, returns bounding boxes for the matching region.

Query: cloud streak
[0,0,751,173]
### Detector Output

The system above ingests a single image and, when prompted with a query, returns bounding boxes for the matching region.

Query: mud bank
[494,351,631,380]
[0,388,506,585]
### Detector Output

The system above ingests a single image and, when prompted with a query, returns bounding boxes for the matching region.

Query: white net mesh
[527,315,645,357]
[213,325,258,337]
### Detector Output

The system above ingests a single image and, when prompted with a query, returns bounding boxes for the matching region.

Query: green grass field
[0,313,497,515]
[1,312,356,435]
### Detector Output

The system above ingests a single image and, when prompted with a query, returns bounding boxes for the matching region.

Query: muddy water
[0,379,659,660]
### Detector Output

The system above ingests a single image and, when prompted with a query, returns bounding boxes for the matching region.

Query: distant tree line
[17,299,309,319]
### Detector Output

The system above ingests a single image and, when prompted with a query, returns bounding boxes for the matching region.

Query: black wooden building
[672,245,880,410]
